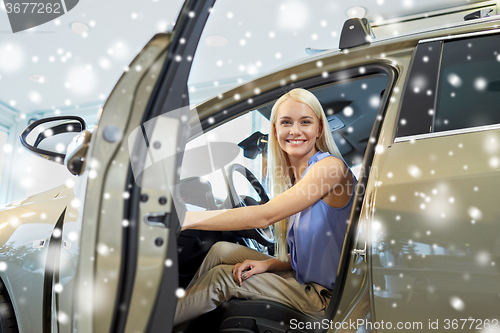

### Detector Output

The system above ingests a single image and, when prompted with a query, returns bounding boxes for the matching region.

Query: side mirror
[65,130,92,176]
[20,116,86,164]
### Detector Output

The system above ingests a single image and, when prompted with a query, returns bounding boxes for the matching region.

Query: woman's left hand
[232,260,268,287]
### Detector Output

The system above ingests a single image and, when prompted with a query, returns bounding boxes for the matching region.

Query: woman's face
[275,98,322,160]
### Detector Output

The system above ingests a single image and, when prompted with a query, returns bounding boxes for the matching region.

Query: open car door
[71,1,216,332]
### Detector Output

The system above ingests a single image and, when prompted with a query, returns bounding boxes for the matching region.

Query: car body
[0,0,499,332]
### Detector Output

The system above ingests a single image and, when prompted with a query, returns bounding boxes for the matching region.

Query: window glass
[313,74,388,168]
[435,34,500,132]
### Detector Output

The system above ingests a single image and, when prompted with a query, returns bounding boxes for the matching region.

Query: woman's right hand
[232,259,268,287]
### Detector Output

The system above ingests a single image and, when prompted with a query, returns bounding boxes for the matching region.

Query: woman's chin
[284,147,311,158]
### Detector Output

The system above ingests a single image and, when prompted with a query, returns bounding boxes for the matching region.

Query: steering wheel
[225,163,276,248]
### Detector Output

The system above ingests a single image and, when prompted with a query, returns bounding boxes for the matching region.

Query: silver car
[0,0,499,332]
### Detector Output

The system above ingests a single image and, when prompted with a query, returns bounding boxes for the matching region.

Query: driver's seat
[219,298,320,333]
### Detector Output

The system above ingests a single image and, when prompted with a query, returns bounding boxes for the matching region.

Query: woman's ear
[317,121,323,138]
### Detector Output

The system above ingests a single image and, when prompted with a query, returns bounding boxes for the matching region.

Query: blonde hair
[268,88,345,261]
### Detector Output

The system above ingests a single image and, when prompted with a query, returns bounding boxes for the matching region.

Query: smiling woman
[175,88,357,327]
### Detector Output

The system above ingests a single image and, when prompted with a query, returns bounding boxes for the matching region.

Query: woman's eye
[301,121,311,124]
[281,121,291,125]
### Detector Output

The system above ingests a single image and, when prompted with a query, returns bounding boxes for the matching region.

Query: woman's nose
[289,123,300,135]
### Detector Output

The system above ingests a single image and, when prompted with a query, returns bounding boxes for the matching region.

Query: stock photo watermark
[3,0,79,33]
[290,318,499,331]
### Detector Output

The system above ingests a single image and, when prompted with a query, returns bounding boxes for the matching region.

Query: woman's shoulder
[305,155,349,181]
[312,153,345,168]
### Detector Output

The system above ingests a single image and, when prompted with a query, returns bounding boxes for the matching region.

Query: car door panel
[372,129,500,329]
[73,34,174,333]
[122,114,183,333]
[371,33,500,331]
[73,1,216,332]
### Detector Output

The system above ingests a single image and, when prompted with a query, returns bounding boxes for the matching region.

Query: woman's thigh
[209,265,327,319]
[194,241,272,280]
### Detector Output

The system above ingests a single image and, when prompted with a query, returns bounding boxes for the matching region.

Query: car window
[396,32,500,140]
[434,33,500,133]
[181,110,270,205]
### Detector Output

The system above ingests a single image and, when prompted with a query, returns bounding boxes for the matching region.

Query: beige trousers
[174,241,330,326]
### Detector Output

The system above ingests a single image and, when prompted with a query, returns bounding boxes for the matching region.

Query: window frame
[189,63,398,329]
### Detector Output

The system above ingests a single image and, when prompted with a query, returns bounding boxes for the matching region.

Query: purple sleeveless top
[287,151,357,290]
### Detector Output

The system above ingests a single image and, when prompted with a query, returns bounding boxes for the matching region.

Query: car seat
[219,298,320,333]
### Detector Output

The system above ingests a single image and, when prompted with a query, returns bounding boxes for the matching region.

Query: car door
[371,31,500,331]
[60,1,217,332]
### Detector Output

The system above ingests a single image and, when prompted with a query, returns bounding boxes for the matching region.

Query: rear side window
[396,32,500,139]
[435,33,500,133]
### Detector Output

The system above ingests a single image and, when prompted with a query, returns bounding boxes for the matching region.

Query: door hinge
[353,242,367,262]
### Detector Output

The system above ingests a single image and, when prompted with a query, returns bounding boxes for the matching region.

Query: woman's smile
[286,139,307,146]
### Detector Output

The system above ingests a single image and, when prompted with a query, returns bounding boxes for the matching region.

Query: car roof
[278,14,500,69]
[193,15,500,122]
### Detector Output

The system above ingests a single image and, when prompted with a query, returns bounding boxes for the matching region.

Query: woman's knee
[200,265,236,294]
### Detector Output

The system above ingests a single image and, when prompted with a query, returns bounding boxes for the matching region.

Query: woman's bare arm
[265,255,293,271]
[181,156,347,231]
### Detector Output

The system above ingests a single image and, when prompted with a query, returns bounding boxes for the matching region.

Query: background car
[0,0,499,332]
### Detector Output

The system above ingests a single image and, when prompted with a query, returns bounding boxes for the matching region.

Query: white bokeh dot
[474,77,487,91]
[343,106,353,117]
[53,228,62,238]
[450,296,465,311]
[58,311,69,324]
[176,288,186,298]
[54,283,63,293]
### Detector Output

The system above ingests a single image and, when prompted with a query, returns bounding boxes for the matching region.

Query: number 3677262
[5,2,61,14]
